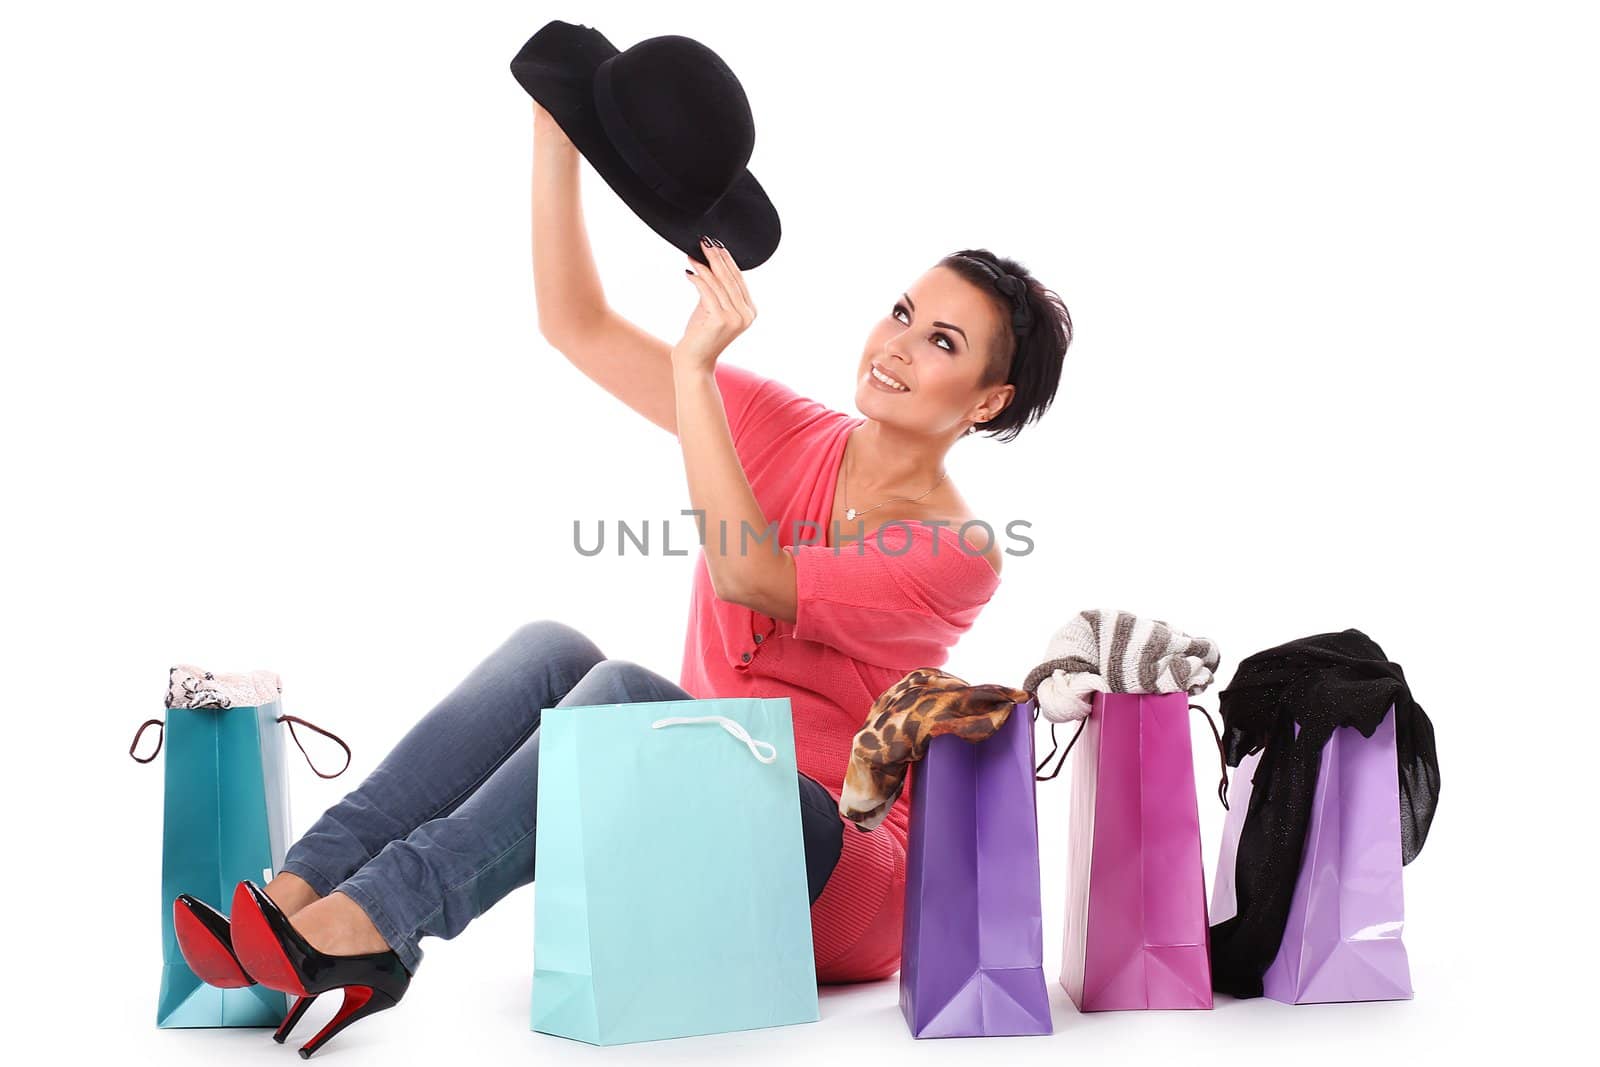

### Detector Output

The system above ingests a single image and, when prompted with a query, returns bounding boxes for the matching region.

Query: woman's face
[855,265,1012,436]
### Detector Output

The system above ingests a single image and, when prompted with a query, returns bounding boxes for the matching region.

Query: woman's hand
[674,237,757,373]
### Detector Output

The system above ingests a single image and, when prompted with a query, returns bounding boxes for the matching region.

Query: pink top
[679,361,1003,983]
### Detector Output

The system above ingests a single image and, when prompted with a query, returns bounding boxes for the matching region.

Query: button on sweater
[679,361,1002,983]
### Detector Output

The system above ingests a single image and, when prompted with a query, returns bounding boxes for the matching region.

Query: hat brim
[511,21,780,271]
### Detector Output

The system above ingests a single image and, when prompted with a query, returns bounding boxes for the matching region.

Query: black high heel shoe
[173,893,255,988]
[174,891,324,1043]
[229,879,412,1059]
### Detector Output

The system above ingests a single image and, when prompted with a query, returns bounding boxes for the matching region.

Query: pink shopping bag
[1059,691,1219,1011]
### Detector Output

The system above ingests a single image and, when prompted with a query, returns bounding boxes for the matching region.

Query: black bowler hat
[510,20,780,270]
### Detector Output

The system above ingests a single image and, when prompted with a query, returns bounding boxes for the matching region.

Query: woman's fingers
[704,239,755,319]
[728,262,755,318]
[683,261,715,306]
[689,250,734,313]
[684,260,735,322]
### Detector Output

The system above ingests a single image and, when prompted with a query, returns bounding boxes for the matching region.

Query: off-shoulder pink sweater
[679,361,1002,984]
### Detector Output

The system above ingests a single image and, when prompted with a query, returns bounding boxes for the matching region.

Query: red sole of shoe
[229,882,310,996]
[173,900,254,988]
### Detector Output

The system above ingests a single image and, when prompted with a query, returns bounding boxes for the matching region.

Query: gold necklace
[841,433,948,521]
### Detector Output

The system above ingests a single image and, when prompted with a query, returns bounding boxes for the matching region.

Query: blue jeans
[279,620,845,975]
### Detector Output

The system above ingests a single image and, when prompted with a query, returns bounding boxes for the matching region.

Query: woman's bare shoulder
[921,484,1002,578]
[956,520,1003,578]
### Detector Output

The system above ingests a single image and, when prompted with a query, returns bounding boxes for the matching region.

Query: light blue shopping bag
[530,696,820,1045]
[130,698,349,1027]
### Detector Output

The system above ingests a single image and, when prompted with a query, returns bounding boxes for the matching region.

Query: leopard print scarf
[839,667,1031,832]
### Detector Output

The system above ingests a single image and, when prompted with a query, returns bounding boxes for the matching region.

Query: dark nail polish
[700,234,712,246]
[712,237,725,248]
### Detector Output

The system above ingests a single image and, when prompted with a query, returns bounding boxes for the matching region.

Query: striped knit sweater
[1023,608,1220,723]
[679,361,1002,983]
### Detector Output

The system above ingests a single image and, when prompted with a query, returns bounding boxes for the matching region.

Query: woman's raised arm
[531,101,679,434]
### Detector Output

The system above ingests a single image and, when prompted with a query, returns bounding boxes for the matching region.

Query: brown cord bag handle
[129,718,165,763]
[127,712,351,778]
[275,713,352,778]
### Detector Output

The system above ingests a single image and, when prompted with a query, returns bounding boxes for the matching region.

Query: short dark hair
[937,248,1072,443]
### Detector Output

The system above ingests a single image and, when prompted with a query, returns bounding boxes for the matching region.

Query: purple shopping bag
[1211,703,1413,1004]
[899,698,1052,1037]
[1060,692,1214,1011]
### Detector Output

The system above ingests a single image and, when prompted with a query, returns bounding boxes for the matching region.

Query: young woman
[180,99,1072,1055]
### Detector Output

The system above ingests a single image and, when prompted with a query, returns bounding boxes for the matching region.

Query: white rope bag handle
[651,714,777,764]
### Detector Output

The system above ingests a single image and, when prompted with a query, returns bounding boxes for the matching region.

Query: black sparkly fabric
[1209,629,1440,999]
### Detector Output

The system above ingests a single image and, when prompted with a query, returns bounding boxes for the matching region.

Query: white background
[3,1,1594,1063]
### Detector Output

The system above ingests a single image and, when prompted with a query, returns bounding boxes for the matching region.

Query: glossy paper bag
[900,698,1052,1037]
[1211,703,1413,1003]
[1061,692,1213,1011]
[530,697,819,1045]
[153,701,293,1027]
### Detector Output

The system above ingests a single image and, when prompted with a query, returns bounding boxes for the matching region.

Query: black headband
[960,255,1034,338]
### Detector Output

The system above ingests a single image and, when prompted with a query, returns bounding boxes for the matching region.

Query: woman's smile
[869,362,911,392]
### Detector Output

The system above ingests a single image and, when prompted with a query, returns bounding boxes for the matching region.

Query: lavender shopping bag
[1060,692,1214,1011]
[900,698,1052,1037]
[1211,704,1413,1003]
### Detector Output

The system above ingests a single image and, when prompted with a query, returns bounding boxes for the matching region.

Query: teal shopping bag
[130,697,349,1028]
[530,697,820,1045]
